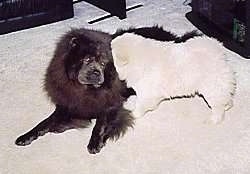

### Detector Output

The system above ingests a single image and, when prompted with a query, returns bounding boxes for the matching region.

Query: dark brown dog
[15,28,135,154]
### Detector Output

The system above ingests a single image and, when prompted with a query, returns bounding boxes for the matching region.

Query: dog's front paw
[87,138,106,154]
[15,133,38,146]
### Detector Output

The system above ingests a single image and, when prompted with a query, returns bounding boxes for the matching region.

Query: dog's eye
[86,58,90,62]
[83,57,91,64]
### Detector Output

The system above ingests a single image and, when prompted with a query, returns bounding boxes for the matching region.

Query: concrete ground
[1,0,250,173]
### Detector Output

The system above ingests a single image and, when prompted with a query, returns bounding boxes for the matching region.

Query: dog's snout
[87,69,101,78]
[86,69,102,83]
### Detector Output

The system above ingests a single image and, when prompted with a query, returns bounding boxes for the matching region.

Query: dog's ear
[117,55,129,66]
[65,62,78,80]
[112,50,129,67]
[111,43,129,67]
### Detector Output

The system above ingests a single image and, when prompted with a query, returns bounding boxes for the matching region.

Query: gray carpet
[1,0,250,173]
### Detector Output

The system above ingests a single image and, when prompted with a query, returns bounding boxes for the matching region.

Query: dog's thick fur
[112,33,236,124]
[15,26,202,154]
[15,28,136,154]
[113,26,202,43]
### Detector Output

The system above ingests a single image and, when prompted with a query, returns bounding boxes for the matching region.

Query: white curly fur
[111,33,236,124]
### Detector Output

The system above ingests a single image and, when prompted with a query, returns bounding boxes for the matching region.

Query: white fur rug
[1,0,250,173]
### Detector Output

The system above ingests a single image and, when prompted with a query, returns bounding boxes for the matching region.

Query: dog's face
[77,54,105,86]
[65,36,111,88]
[111,34,136,81]
[111,33,152,87]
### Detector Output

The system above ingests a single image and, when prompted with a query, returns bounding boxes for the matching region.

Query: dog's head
[111,33,134,81]
[64,32,112,88]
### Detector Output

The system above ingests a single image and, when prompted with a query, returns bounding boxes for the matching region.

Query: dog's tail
[108,107,135,141]
[175,30,203,43]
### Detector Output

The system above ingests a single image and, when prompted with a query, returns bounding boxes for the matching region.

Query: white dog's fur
[111,33,236,123]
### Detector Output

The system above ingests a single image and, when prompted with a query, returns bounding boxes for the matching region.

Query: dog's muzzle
[78,68,104,87]
[87,70,101,82]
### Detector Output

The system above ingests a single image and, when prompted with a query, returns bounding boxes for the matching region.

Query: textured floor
[1,0,250,173]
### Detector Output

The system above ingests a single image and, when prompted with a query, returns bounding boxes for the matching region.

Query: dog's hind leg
[201,93,230,124]
[199,77,235,124]
[225,99,233,111]
[209,106,226,124]
[87,107,134,154]
[208,97,234,124]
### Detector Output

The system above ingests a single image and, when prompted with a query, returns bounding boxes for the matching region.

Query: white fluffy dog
[111,33,236,123]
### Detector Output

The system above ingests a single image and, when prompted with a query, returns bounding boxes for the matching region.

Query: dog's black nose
[93,70,101,76]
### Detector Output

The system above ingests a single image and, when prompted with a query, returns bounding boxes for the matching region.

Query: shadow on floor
[74,0,143,23]
[76,0,127,19]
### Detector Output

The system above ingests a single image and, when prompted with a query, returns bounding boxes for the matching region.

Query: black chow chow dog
[15,26,201,154]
